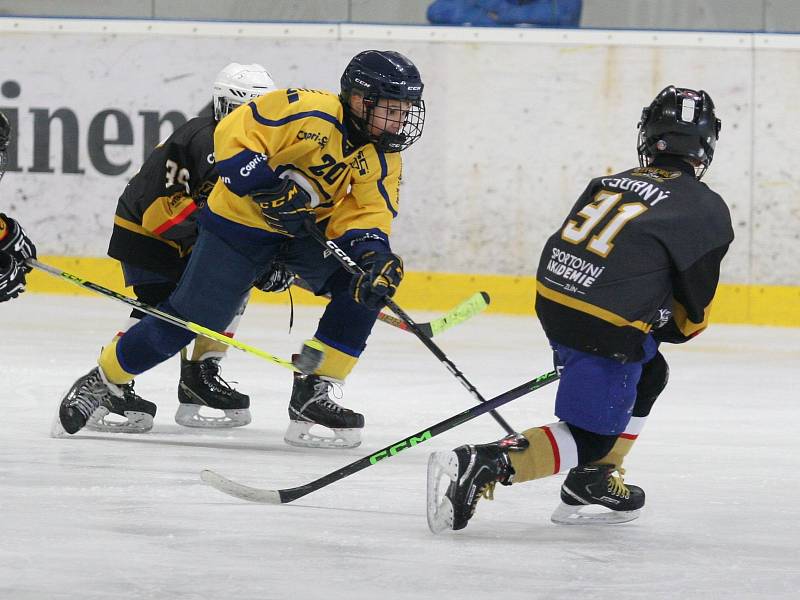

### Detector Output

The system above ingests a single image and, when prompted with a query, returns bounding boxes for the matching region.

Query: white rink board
[1,20,799,285]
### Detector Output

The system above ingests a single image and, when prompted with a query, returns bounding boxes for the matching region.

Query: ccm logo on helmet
[239,153,267,177]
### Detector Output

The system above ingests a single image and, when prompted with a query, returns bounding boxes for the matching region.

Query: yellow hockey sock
[97,337,135,385]
[191,335,229,361]
[312,338,358,382]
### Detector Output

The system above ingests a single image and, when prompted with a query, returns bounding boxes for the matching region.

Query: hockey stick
[201,369,558,504]
[377,291,490,337]
[305,222,517,436]
[292,275,489,338]
[28,258,323,373]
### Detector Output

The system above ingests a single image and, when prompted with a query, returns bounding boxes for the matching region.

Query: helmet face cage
[362,97,425,153]
[213,97,247,121]
[212,63,277,121]
[637,86,721,179]
[341,50,425,153]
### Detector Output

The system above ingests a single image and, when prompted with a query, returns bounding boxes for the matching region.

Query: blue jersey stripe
[249,103,347,138]
[314,331,364,358]
[376,152,396,217]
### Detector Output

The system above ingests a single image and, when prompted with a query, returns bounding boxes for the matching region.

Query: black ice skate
[53,366,125,436]
[551,464,645,525]
[284,372,364,449]
[175,349,251,428]
[86,380,157,434]
[426,436,526,534]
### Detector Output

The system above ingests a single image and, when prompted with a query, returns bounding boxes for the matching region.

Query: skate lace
[311,379,348,413]
[200,359,238,396]
[480,481,497,501]
[70,371,107,419]
[119,381,142,401]
[607,468,631,499]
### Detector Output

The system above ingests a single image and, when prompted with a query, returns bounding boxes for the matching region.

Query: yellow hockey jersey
[207,88,402,245]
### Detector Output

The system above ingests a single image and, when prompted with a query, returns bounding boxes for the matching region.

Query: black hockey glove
[0,250,26,302]
[251,179,314,237]
[254,261,295,293]
[0,213,37,273]
[350,250,404,310]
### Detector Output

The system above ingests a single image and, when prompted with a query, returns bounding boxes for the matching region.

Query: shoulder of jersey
[256,89,343,118]
[169,115,216,143]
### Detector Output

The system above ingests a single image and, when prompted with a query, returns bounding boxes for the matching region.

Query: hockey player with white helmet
[212,62,277,121]
[59,62,284,434]
[428,86,733,532]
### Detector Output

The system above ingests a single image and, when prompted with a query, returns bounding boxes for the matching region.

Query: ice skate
[551,464,644,525]
[55,366,125,436]
[284,372,364,449]
[427,436,524,533]
[175,349,251,428]
[86,380,157,433]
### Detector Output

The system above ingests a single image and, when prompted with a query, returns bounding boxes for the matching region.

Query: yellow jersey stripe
[671,299,711,337]
[536,281,652,333]
[113,215,182,252]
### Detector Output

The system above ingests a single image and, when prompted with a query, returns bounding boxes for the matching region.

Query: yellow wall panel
[26,257,800,328]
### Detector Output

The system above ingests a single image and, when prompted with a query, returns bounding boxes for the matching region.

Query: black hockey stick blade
[200,369,558,504]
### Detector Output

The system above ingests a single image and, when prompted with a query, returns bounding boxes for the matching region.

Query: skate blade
[284,420,361,449]
[50,408,68,438]
[551,502,641,525]
[50,386,73,438]
[426,451,459,534]
[175,405,251,429]
[86,407,154,434]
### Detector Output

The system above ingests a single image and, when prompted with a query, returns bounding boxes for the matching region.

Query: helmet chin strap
[341,99,372,148]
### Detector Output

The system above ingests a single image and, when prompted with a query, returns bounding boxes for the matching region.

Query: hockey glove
[254,261,295,293]
[0,250,26,302]
[0,213,37,273]
[251,179,314,237]
[350,250,404,310]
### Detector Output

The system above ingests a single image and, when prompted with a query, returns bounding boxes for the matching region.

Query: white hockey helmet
[212,63,276,121]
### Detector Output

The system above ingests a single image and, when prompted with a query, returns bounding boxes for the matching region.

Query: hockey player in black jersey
[0,111,37,303]
[61,63,279,433]
[428,86,734,532]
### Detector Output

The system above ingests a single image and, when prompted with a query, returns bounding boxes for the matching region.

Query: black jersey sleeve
[654,245,729,343]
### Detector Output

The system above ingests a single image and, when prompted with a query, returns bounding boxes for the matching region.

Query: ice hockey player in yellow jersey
[56,50,426,449]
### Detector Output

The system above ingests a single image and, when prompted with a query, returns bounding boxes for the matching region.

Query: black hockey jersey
[107,116,217,280]
[535,157,734,362]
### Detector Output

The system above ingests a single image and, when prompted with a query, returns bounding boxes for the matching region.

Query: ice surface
[1,294,798,599]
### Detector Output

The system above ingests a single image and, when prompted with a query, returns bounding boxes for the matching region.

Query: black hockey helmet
[340,50,425,153]
[637,85,721,179]
[0,111,10,183]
